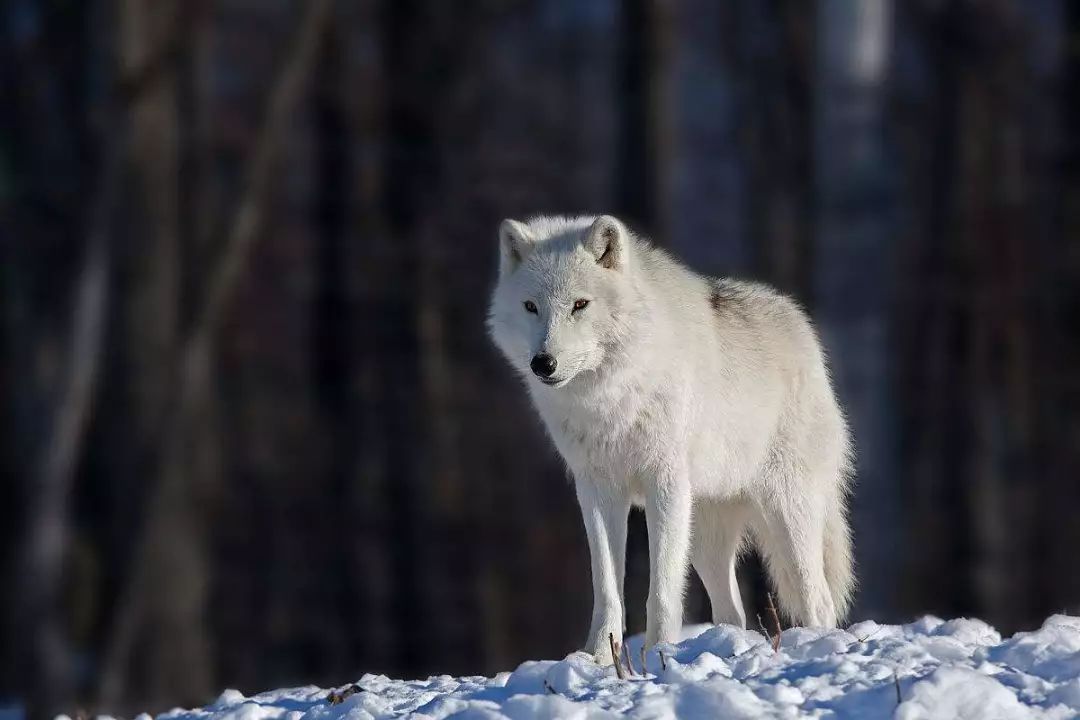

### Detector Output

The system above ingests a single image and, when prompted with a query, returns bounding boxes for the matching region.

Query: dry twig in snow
[327,684,364,705]
[609,633,626,680]
[766,593,783,652]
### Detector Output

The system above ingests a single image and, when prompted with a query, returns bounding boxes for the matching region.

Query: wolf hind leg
[752,491,838,628]
[691,499,749,628]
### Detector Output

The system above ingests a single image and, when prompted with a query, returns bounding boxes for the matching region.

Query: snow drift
[114,615,1080,719]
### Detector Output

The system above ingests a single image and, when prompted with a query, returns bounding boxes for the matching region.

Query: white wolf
[487,214,854,663]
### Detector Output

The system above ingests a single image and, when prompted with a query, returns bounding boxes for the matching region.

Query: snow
[133,616,1080,719]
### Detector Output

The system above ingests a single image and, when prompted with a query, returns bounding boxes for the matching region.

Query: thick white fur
[488,215,854,664]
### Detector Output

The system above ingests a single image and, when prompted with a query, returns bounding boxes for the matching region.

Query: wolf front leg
[644,462,692,649]
[575,476,630,665]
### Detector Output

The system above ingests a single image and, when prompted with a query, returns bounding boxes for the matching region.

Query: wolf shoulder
[637,244,823,359]
[708,277,813,333]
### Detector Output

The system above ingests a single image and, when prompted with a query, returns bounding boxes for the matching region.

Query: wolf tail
[823,500,855,622]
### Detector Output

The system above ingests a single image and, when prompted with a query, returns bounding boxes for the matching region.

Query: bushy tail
[824,502,856,622]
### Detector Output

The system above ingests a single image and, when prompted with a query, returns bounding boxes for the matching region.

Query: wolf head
[487,214,637,390]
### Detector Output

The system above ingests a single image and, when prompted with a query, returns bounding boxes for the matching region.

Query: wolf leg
[754,492,838,628]
[575,477,630,664]
[644,462,693,648]
[691,499,748,628]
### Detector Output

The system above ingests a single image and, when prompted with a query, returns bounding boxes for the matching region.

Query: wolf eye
[524,300,538,314]
[572,299,590,313]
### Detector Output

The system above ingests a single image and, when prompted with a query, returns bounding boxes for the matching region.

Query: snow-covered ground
[146,615,1080,719]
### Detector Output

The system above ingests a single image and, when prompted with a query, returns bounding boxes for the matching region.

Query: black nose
[530,353,557,378]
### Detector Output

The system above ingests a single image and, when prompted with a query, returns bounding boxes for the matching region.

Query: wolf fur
[487,214,854,664]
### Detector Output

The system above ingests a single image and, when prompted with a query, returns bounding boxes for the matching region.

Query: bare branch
[609,633,626,680]
[766,593,782,652]
[622,640,637,676]
[757,614,771,642]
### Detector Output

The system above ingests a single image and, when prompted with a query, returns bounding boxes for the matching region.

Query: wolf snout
[530,353,557,378]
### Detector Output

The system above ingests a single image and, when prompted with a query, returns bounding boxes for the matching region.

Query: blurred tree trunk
[892,0,970,620]
[377,0,486,675]
[99,0,214,710]
[338,0,397,672]
[0,3,95,713]
[948,1,1043,629]
[1006,0,1080,626]
[813,0,898,619]
[667,0,745,272]
[724,0,814,297]
[23,200,111,720]
[1047,0,1080,617]
[178,0,225,561]
[377,0,431,675]
[311,20,357,676]
[617,0,674,239]
[15,178,111,720]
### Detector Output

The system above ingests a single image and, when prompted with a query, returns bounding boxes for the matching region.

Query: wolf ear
[584,215,627,270]
[498,219,534,274]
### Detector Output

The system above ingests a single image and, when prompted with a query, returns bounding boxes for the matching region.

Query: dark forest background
[2,0,1079,716]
